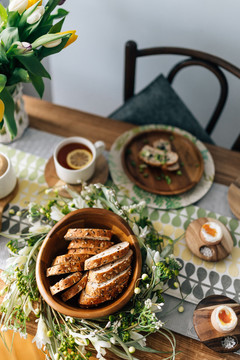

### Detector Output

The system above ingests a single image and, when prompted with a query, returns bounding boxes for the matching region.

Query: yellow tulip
[0,100,5,123]
[43,30,78,49]
[27,0,42,8]
[60,30,78,48]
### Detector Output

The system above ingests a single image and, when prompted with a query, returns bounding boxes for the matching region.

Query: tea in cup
[0,152,17,199]
[53,137,105,184]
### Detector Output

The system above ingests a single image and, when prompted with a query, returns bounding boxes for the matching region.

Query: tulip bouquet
[0,0,77,139]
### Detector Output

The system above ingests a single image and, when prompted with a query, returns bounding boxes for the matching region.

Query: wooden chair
[123,40,240,148]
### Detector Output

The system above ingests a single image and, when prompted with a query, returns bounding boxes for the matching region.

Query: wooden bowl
[36,208,142,319]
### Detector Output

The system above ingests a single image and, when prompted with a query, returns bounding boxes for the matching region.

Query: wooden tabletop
[1,95,240,360]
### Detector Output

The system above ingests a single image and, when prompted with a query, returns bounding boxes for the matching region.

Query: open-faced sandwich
[46,228,133,307]
[139,138,180,171]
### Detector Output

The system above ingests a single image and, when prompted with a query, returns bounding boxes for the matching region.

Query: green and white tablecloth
[0,143,239,307]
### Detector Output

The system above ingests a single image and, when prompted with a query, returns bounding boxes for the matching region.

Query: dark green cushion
[109,74,214,144]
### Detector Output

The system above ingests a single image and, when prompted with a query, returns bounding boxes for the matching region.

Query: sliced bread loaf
[88,249,133,283]
[61,273,88,302]
[85,266,131,297]
[84,241,130,270]
[52,253,91,266]
[46,262,84,277]
[67,239,114,249]
[50,272,82,295]
[64,228,112,241]
[67,248,104,255]
[79,276,129,307]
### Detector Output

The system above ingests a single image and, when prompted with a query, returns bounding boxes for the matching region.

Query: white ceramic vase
[0,84,29,144]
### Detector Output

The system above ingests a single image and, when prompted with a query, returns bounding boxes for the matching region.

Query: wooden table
[2,95,240,360]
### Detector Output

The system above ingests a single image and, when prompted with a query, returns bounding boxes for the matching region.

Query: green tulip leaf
[0,4,8,26]
[49,18,65,34]
[7,11,20,28]
[0,27,19,50]
[7,68,29,86]
[49,8,69,21]
[0,74,7,93]
[42,0,62,21]
[0,87,17,138]
[16,52,51,79]
[29,72,44,98]
[0,42,8,64]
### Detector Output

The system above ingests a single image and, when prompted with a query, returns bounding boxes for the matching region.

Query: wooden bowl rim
[121,128,204,195]
[36,208,142,318]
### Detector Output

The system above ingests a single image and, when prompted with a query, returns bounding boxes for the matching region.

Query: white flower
[20,332,27,339]
[1,326,8,332]
[155,320,163,330]
[9,0,28,14]
[130,330,146,347]
[6,246,31,267]
[110,336,116,344]
[111,320,121,334]
[89,335,111,359]
[32,315,51,349]
[145,248,161,269]
[23,297,34,317]
[29,222,51,234]
[50,206,65,221]
[65,316,74,323]
[72,196,87,209]
[144,298,152,309]
[27,5,45,24]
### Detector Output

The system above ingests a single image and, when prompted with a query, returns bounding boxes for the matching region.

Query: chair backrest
[124,40,240,136]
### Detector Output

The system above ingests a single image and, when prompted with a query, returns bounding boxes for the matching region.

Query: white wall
[47,1,240,148]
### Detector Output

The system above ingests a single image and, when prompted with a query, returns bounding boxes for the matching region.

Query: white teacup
[53,137,105,184]
[0,152,17,199]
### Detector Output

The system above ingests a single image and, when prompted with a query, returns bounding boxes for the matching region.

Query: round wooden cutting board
[185,217,233,262]
[193,295,240,353]
[121,129,204,195]
[44,155,109,198]
[228,176,240,220]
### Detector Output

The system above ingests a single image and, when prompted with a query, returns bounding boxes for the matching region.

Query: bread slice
[139,145,178,167]
[162,162,180,172]
[88,249,133,283]
[61,273,88,302]
[67,248,104,255]
[64,228,112,241]
[85,266,131,297]
[46,262,84,277]
[50,272,82,295]
[67,239,114,249]
[153,139,171,152]
[79,275,129,307]
[52,253,91,266]
[84,241,130,270]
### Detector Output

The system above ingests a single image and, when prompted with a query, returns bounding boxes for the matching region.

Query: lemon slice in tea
[66,149,93,170]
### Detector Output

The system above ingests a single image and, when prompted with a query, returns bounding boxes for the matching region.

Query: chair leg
[232,134,240,152]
